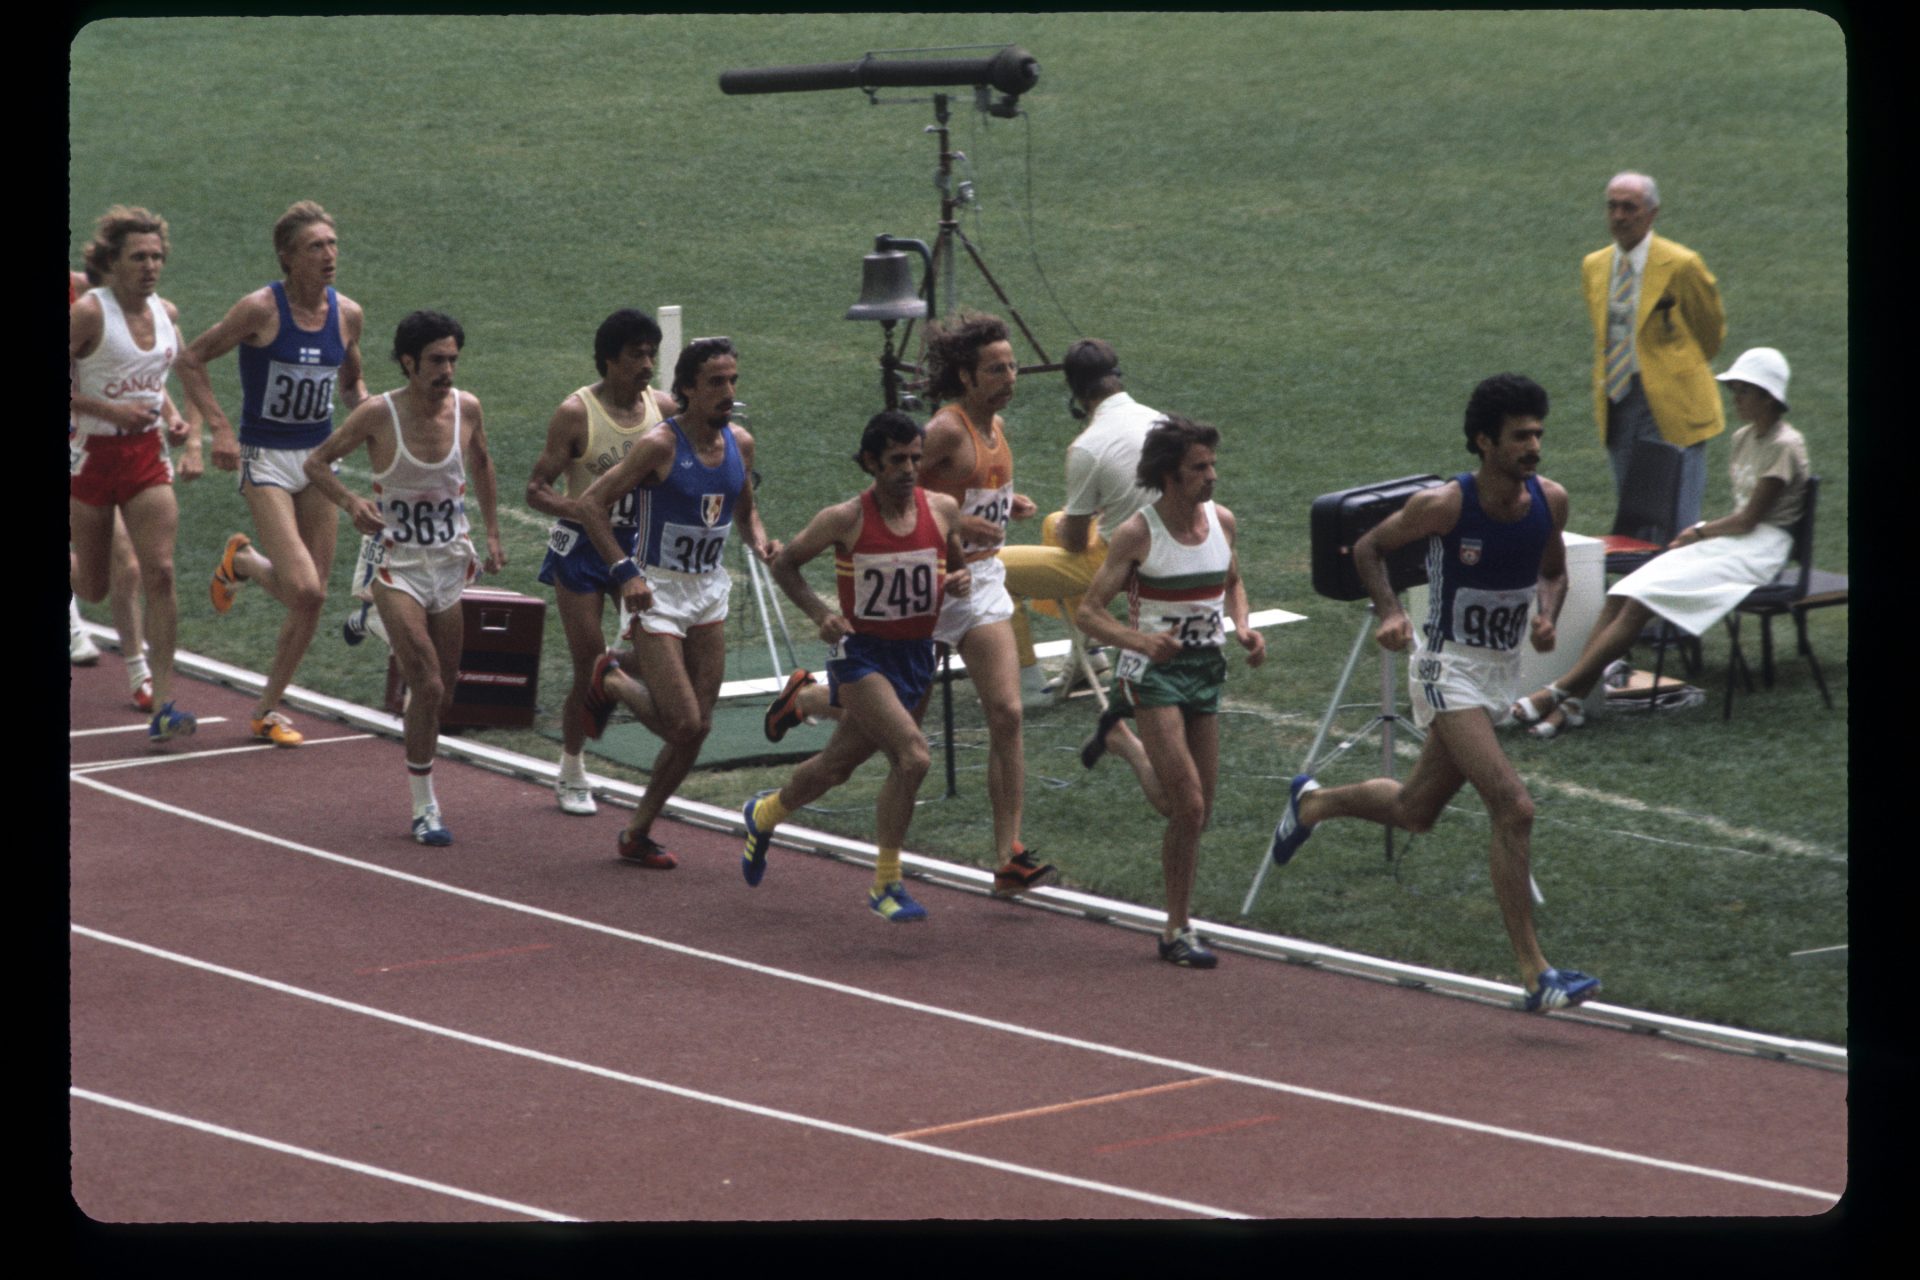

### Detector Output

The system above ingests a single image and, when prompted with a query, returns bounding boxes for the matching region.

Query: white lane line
[70,774,1841,1207]
[70,1086,580,1223]
[72,718,231,739]
[72,926,1246,1220]
[70,734,377,775]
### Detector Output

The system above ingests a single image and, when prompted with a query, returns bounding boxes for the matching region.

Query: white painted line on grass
[69,775,1841,1207]
[72,925,1249,1220]
[71,1086,580,1222]
[1538,779,1842,864]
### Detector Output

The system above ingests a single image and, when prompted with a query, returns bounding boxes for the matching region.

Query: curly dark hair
[1462,373,1548,456]
[391,310,466,369]
[671,336,738,409]
[856,409,924,469]
[1136,414,1220,493]
[923,311,1010,402]
[593,309,664,376]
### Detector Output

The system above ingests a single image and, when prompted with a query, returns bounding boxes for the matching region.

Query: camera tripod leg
[1242,605,1417,914]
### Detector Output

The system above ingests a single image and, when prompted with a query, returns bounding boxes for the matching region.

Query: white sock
[407,762,437,814]
[68,595,85,629]
[125,653,151,686]
[559,750,587,783]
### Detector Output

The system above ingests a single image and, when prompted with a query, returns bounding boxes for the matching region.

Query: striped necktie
[1604,254,1634,403]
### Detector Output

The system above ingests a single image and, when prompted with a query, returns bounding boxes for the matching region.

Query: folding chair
[1599,439,1698,701]
[1046,599,1110,711]
[1723,476,1842,719]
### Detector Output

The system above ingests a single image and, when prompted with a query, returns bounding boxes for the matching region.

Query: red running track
[68,661,1846,1222]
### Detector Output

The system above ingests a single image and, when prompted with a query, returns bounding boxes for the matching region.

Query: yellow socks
[754,791,791,830]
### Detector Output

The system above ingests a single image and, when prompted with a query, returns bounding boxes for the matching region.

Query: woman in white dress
[1511,347,1810,737]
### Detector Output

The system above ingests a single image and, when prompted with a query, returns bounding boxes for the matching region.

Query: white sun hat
[1716,347,1790,411]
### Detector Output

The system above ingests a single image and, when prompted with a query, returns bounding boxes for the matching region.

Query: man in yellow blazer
[1585,171,1726,528]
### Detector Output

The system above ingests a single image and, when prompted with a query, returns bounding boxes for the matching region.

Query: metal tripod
[732,436,801,683]
[880,91,1060,406]
[1241,602,1423,914]
[738,540,801,682]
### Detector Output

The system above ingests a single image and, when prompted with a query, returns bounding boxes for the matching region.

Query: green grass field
[69,12,1847,1043]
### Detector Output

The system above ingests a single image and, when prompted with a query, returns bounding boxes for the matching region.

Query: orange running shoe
[210,533,251,614]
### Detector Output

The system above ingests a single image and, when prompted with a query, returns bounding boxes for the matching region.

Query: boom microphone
[720,45,1039,98]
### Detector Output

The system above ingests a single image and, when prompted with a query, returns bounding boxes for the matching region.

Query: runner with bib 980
[1265,373,1600,1013]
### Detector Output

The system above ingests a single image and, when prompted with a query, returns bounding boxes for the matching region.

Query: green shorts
[1119,647,1226,714]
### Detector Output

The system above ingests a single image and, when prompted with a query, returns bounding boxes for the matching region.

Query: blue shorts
[538,520,638,596]
[827,632,937,713]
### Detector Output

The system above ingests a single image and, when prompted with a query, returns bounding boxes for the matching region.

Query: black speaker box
[1309,475,1445,601]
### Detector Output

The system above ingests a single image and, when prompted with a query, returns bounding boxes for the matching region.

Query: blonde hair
[272,200,336,272]
[82,205,169,278]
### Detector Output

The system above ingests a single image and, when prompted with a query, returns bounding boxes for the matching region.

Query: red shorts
[70,431,173,508]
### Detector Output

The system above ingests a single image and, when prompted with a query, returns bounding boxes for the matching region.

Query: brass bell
[846,235,930,322]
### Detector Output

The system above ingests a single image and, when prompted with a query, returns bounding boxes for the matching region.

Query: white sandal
[1528,696,1586,740]
[1510,684,1570,726]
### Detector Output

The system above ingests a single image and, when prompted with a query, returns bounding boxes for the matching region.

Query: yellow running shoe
[251,709,304,747]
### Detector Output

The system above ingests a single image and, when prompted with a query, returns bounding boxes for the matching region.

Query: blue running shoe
[412,805,453,847]
[869,881,928,922]
[1268,773,1321,865]
[1524,967,1600,1013]
[741,789,775,886]
[343,602,373,646]
[148,702,197,743]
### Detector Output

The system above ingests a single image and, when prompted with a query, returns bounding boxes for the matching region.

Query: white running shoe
[70,608,101,666]
[555,777,597,816]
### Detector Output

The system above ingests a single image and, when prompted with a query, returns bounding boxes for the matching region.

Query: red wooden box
[383,587,547,729]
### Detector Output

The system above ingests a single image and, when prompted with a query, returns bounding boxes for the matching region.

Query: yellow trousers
[999,510,1107,668]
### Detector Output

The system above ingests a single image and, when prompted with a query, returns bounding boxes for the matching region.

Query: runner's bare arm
[463,394,506,574]
[1074,514,1177,662]
[772,497,862,643]
[524,394,587,522]
[176,288,277,464]
[1217,504,1264,668]
[1354,483,1461,652]
[733,426,780,562]
[335,296,370,410]
[302,400,386,537]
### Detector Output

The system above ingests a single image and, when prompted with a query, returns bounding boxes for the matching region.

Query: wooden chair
[1723,476,1843,719]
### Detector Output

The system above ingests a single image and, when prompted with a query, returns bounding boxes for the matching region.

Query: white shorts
[1408,639,1522,729]
[370,538,478,615]
[627,569,730,639]
[933,555,1015,647]
[240,443,334,495]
